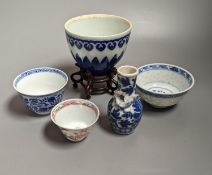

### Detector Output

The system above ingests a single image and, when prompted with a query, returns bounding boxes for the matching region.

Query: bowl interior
[137,64,194,94]
[52,100,99,130]
[65,14,131,37]
[14,68,68,96]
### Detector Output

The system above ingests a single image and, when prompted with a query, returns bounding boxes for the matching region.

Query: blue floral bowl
[65,14,132,76]
[13,67,68,115]
[136,63,195,108]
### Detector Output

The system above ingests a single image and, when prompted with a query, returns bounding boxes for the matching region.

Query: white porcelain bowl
[51,99,100,142]
[13,67,68,115]
[136,63,195,108]
[65,14,132,76]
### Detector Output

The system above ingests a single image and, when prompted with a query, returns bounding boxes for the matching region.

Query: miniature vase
[107,65,143,134]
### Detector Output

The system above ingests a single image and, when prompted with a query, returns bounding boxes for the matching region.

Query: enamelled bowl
[51,99,100,142]
[136,63,195,108]
[65,14,132,76]
[13,67,68,115]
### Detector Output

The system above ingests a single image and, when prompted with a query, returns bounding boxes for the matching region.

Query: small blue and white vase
[107,65,143,134]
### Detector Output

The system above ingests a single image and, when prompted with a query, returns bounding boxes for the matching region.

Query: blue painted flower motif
[84,42,93,51]
[96,43,106,51]
[132,98,143,117]
[119,77,131,87]
[21,90,64,115]
[117,74,137,96]
[118,39,125,48]
[118,119,132,128]
[69,38,74,46]
[113,108,121,117]
[122,86,134,95]
[30,99,39,105]
[75,40,83,49]
[107,42,116,50]
[123,112,132,118]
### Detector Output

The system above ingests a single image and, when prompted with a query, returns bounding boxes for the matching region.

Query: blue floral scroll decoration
[21,90,64,114]
[66,33,130,51]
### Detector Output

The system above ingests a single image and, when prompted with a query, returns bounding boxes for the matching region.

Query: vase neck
[117,74,137,96]
[116,65,138,96]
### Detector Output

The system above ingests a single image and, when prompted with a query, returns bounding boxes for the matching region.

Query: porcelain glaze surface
[136,63,195,107]
[65,14,132,76]
[13,67,68,115]
[108,66,143,134]
[51,99,99,142]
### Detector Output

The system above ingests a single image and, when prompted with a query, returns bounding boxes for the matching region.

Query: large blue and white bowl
[136,63,195,108]
[64,14,132,76]
[13,67,68,115]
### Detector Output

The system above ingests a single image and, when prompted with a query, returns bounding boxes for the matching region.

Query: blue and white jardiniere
[64,14,132,76]
[136,63,195,108]
[108,65,143,134]
[13,67,68,115]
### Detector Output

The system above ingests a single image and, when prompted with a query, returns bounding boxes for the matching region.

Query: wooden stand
[70,64,118,99]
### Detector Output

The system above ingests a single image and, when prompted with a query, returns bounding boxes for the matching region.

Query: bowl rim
[13,67,68,97]
[64,14,132,39]
[136,63,195,97]
[50,98,100,130]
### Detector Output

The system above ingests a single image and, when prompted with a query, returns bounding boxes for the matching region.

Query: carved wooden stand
[70,64,118,99]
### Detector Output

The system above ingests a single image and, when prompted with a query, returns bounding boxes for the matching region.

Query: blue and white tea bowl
[136,63,195,108]
[64,14,132,76]
[13,67,68,115]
